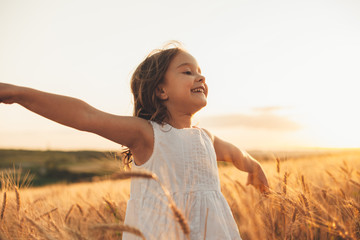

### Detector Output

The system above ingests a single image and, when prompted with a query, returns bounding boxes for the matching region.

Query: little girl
[0,44,269,239]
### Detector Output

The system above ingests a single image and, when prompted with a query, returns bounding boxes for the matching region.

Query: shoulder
[201,128,215,143]
[130,119,154,166]
[200,128,238,162]
[131,118,154,146]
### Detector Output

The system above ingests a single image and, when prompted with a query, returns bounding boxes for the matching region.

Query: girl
[0,44,269,239]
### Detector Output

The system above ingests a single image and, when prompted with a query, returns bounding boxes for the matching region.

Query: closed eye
[183,71,192,75]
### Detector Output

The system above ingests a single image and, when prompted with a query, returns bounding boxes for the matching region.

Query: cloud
[199,111,301,131]
[252,106,291,113]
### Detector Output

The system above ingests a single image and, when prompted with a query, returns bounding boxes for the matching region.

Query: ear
[156,86,168,100]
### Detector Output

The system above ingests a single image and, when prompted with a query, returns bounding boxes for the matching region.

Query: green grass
[0,149,121,186]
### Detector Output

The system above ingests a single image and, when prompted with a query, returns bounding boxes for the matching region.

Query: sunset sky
[1,0,359,151]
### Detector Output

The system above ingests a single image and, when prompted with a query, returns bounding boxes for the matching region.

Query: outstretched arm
[203,128,269,193]
[0,83,152,152]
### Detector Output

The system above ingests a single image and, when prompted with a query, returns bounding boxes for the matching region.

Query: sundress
[123,121,242,240]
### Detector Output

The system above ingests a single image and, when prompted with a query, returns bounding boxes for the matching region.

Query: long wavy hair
[122,44,183,167]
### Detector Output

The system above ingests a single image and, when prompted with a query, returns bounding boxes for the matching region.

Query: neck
[166,113,193,129]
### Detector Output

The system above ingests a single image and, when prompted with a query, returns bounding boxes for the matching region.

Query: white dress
[123,121,242,240]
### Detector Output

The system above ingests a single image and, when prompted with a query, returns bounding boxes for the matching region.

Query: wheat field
[0,150,359,239]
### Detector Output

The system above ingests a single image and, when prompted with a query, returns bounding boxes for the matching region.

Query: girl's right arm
[0,83,153,160]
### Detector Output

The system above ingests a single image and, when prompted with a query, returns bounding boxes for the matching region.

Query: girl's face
[158,50,208,116]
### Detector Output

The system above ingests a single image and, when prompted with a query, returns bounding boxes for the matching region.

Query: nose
[196,74,206,83]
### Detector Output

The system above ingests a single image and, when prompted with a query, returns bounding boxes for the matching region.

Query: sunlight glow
[1,0,360,150]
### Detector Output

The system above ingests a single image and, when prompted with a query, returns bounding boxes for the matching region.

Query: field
[0,149,359,239]
[0,149,117,186]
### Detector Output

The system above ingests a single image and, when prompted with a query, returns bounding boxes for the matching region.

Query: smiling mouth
[191,87,205,94]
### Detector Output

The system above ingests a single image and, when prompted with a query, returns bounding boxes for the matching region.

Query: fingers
[247,178,270,195]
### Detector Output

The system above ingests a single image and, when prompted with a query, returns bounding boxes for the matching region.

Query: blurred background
[1,0,359,151]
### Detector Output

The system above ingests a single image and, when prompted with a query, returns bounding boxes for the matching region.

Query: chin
[196,100,207,111]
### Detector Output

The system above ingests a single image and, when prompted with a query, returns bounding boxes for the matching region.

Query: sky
[1,0,360,151]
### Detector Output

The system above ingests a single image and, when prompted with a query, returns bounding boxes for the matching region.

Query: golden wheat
[0,192,6,220]
[76,203,84,216]
[37,207,58,220]
[89,204,107,223]
[65,226,88,240]
[0,150,358,239]
[91,223,145,240]
[111,170,157,180]
[64,204,74,224]
[14,187,20,213]
[25,216,57,240]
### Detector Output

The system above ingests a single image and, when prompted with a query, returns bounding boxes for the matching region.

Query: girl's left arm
[203,129,269,193]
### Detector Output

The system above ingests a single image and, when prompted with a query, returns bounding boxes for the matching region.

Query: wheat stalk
[299,194,310,216]
[291,207,298,223]
[321,189,327,200]
[350,179,360,188]
[326,170,339,184]
[113,170,190,238]
[76,203,84,216]
[170,204,190,237]
[65,204,75,224]
[339,188,346,198]
[111,171,157,180]
[49,218,62,235]
[285,207,298,239]
[346,200,360,213]
[32,197,46,205]
[300,175,306,193]
[37,208,58,220]
[25,216,57,240]
[235,180,247,193]
[65,227,88,240]
[204,208,209,240]
[89,204,107,223]
[282,172,289,195]
[1,192,6,220]
[103,198,119,219]
[90,223,145,240]
[14,186,20,212]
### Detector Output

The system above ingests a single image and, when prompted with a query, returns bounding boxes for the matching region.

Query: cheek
[175,77,192,90]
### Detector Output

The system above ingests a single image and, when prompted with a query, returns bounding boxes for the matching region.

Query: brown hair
[131,47,181,123]
[122,44,183,167]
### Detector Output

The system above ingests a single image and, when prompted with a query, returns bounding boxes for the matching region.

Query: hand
[246,164,270,195]
[0,83,18,104]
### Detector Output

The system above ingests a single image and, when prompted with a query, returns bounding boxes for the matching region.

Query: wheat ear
[103,197,119,219]
[89,204,107,223]
[65,204,75,224]
[350,179,360,188]
[91,223,145,240]
[76,203,84,216]
[158,182,190,237]
[113,170,190,238]
[282,172,288,195]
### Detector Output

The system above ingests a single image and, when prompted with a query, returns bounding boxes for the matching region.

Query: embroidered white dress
[123,122,242,240]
